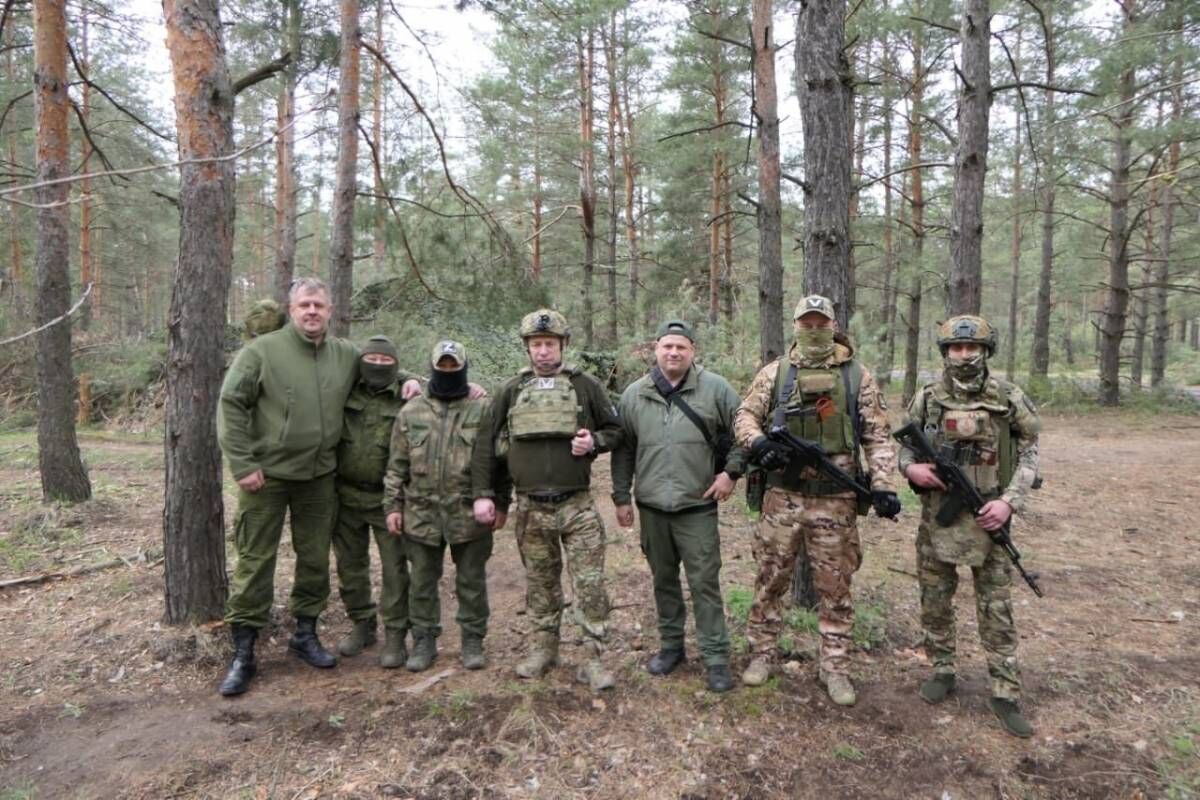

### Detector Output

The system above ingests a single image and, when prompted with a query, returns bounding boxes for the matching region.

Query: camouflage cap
[243,299,286,339]
[431,339,467,369]
[794,294,836,321]
[362,334,399,361]
[655,319,695,342]
[519,309,570,340]
[936,315,997,356]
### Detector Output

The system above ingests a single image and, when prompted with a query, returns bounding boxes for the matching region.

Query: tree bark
[847,69,868,321]
[33,0,91,503]
[577,30,596,350]
[1029,7,1056,381]
[878,40,897,386]
[1097,3,1136,407]
[371,0,385,281]
[161,0,234,623]
[617,12,639,326]
[752,0,783,362]
[604,14,619,344]
[947,0,989,316]
[78,1,93,329]
[273,0,300,305]
[1151,26,1182,387]
[329,0,360,338]
[796,0,851,329]
[3,19,22,309]
[1005,30,1022,381]
[902,12,927,407]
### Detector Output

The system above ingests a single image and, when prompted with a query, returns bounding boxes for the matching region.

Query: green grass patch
[852,603,889,652]
[725,585,753,625]
[783,606,819,635]
[1157,722,1200,799]
[833,742,865,762]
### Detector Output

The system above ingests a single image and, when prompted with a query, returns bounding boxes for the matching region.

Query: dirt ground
[1,412,1198,800]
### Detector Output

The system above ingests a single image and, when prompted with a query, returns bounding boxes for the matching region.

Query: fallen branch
[0,555,124,590]
[399,667,456,694]
[887,566,919,579]
[0,282,92,346]
[1129,617,1180,624]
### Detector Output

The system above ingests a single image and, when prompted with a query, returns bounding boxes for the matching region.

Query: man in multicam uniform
[734,295,899,706]
[471,310,623,691]
[384,341,505,672]
[331,335,423,668]
[898,314,1040,738]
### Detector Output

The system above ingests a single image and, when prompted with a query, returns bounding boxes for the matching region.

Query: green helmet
[937,315,997,356]
[519,309,570,342]
[244,299,286,340]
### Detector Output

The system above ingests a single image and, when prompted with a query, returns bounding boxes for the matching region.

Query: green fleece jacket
[610,364,747,513]
[218,323,359,481]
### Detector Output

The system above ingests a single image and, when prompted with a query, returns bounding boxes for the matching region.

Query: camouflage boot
[337,618,378,657]
[820,670,857,707]
[515,633,558,679]
[919,673,956,704]
[461,633,487,671]
[575,642,615,692]
[988,697,1033,739]
[379,628,407,670]
[741,656,771,687]
[405,630,438,673]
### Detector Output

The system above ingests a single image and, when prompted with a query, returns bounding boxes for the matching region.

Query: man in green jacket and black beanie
[611,320,745,693]
[217,278,416,696]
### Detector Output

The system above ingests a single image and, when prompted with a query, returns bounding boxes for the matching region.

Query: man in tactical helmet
[385,341,504,672]
[733,295,899,706]
[898,315,1041,738]
[471,309,623,691]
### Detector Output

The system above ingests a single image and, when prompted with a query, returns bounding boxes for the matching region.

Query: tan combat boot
[741,656,771,687]
[575,641,615,691]
[515,633,558,679]
[820,670,857,706]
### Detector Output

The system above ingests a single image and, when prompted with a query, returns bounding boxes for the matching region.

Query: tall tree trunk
[3,19,22,309]
[273,0,300,305]
[847,68,868,320]
[33,0,91,503]
[878,40,897,385]
[577,30,596,349]
[1029,7,1056,381]
[604,15,619,344]
[902,13,926,407]
[371,0,385,281]
[1005,30,1022,381]
[947,0,989,316]
[617,18,639,327]
[796,0,852,328]
[721,172,734,321]
[78,1,93,329]
[161,0,234,623]
[1098,4,1136,407]
[752,0,783,362]
[1151,28,1182,387]
[329,0,360,338]
[709,150,722,326]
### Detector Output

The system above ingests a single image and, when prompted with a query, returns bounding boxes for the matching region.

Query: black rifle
[765,424,897,519]
[893,421,1044,597]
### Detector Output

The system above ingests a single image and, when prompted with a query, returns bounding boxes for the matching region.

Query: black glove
[749,436,790,470]
[872,490,901,519]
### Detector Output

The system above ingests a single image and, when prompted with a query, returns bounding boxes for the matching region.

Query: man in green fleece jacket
[216,277,419,697]
[611,319,746,693]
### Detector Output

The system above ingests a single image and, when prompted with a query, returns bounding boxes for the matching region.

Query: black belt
[524,490,580,505]
[338,478,383,493]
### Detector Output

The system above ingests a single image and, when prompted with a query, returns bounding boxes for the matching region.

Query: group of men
[214,276,1041,739]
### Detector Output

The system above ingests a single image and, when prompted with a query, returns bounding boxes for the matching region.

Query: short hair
[288,277,330,304]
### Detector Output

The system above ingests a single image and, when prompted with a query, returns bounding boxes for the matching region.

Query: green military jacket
[218,322,359,481]
[471,365,622,498]
[335,374,418,509]
[383,391,500,546]
[611,365,747,513]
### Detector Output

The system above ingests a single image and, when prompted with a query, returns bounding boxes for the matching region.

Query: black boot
[219,626,258,696]
[647,648,685,676]
[288,616,337,668]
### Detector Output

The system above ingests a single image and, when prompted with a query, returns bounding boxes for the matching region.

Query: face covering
[430,366,469,399]
[795,328,836,362]
[361,361,398,391]
[945,352,987,394]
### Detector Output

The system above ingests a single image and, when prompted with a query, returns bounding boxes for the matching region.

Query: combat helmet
[244,299,286,339]
[519,309,570,342]
[936,315,997,357]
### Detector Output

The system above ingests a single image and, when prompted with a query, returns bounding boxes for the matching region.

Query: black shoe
[706,664,734,693]
[288,616,337,668]
[647,648,685,676]
[219,626,258,696]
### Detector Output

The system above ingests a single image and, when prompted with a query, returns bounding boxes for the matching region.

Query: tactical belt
[524,490,580,505]
[338,478,384,493]
[635,500,718,515]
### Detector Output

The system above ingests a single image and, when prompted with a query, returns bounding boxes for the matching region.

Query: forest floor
[1,410,1199,800]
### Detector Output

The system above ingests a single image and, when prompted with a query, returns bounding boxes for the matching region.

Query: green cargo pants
[332,500,410,632]
[406,534,493,638]
[638,504,731,667]
[225,473,336,629]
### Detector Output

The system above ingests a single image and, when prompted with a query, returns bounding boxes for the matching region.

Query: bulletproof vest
[773,360,859,456]
[508,369,580,440]
[923,378,1017,495]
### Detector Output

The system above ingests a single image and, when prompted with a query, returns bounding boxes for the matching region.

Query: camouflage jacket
[733,340,897,491]
[383,391,504,545]
[335,375,416,509]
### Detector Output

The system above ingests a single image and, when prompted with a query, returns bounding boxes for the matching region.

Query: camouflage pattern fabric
[514,492,610,645]
[917,524,1020,700]
[748,488,861,675]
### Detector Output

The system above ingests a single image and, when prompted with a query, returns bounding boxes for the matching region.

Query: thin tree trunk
[709,150,722,326]
[3,19,22,309]
[796,0,852,328]
[577,30,596,349]
[752,0,783,362]
[902,13,926,407]
[78,1,93,329]
[616,16,639,325]
[947,0,989,316]
[33,0,91,503]
[273,0,300,305]
[1005,30,1022,381]
[371,0,385,280]
[721,171,734,321]
[1029,8,1056,381]
[162,0,234,624]
[1151,27,1182,386]
[878,40,897,386]
[1098,3,1136,407]
[847,69,868,320]
[329,0,360,338]
[310,121,326,276]
[604,14,618,344]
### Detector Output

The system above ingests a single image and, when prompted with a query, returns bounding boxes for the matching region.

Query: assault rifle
[765,424,898,520]
[893,421,1044,597]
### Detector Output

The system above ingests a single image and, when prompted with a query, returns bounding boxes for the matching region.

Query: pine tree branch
[0,283,92,347]
[66,41,173,142]
[657,119,750,143]
[232,51,293,96]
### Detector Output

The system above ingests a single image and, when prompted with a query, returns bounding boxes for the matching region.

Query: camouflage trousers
[917,524,1021,700]
[748,488,861,675]
[514,492,610,646]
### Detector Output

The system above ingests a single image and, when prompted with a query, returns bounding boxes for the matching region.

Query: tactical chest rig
[508,368,582,440]
[920,379,1019,497]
